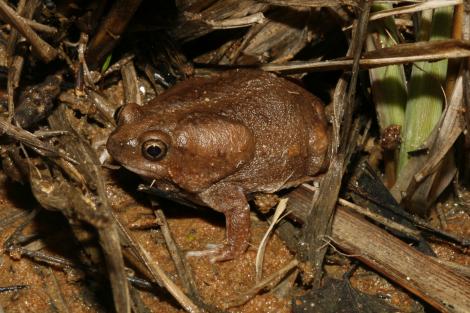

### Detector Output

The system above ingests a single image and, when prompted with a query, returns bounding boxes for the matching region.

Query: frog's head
[107,102,174,181]
[106,102,255,193]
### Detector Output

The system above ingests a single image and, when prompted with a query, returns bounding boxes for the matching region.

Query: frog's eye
[142,139,167,161]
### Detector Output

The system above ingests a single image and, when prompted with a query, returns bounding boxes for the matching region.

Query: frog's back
[150,69,329,192]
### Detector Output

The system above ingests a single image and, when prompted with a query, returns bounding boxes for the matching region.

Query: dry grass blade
[205,12,265,29]
[261,39,470,73]
[172,0,269,42]
[135,250,201,313]
[368,0,462,23]
[230,7,311,64]
[113,216,201,313]
[255,198,288,282]
[337,198,421,240]
[256,0,357,7]
[98,227,131,313]
[224,259,299,309]
[364,39,470,60]
[0,118,77,163]
[154,209,199,299]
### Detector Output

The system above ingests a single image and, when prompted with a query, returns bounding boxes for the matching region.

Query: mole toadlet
[106,69,329,261]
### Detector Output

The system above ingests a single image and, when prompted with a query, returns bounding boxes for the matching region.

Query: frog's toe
[208,245,238,262]
[186,243,222,258]
[186,243,240,262]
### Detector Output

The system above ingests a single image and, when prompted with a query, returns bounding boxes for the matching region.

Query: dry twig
[0,0,57,62]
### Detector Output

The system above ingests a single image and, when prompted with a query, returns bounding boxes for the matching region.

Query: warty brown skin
[106,69,329,261]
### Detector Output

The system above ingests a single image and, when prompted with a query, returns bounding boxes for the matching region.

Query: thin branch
[260,39,470,73]
[0,0,58,62]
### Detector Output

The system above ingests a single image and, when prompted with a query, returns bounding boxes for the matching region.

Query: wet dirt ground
[0,169,468,313]
[0,170,294,313]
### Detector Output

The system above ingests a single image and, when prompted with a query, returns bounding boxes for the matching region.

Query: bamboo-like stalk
[398,6,454,172]
[367,3,407,184]
[368,3,407,130]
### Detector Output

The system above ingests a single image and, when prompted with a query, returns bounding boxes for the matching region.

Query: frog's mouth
[120,164,156,180]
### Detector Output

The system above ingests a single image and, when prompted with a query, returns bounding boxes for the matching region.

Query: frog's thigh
[199,184,250,259]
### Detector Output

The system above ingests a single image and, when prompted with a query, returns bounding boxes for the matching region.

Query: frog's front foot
[211,240,249,262]
[186,243,223,260]
[186,240,249,262]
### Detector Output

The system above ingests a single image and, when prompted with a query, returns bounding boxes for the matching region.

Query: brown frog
[107,69,329,261]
